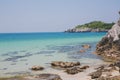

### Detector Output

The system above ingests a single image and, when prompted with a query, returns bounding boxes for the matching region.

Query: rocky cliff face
[96,13,120,62]
[65,28,108,32]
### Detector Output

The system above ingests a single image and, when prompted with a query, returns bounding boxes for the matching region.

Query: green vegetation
[75,21,114,29]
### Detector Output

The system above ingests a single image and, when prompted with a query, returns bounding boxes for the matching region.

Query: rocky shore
[65,28,108,33]
[93,12,120,80]
[0,74,62,80]
[1,36,120,80]
[1,12,120,80]
[96,12,120,62]
[1,61,120,80]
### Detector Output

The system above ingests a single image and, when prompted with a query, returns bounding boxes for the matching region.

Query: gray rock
[96,76,120,80]
[65,27,108,32]
[31,66,44,71]
[65,67,84,74]
[89,70,102,79]
[96,12,120,62]
[65,65,89,75]
[51,61,80,68]
[106,22,120,41]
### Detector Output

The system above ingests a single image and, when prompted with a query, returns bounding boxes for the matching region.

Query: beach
[0,32,107,78]
[0,0,120,79]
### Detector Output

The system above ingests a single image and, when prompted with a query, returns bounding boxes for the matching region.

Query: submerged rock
[79,49,86,53]
[0,74,62,80]
[4,53,32,62]
[82,44,91,49]
[34,74,62,80]
[31,65,44,71]
[96,12,120,62]
[51,61,80,68]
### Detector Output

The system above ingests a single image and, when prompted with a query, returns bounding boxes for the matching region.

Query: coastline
[0,32,119,80]
[65,28,109,33]
[0,62,108,80]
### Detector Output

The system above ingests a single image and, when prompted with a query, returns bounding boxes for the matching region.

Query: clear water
[0,32,106,76]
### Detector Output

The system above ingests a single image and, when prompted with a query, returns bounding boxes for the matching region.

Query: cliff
[65,27,109,32]
[96,12,120,62]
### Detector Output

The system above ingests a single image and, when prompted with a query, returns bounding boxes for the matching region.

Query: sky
[0,0,120,33]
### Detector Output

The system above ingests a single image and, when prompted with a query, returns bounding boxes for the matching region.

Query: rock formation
[96,76,120,80]
[96,12,120,61]
[51,61,89,75]
[51,61,80,68]
[65,28,108,32]
[65,66,89,74]
[82,44,91,49]
[89,62,120,79]
[33,74,62,80]
[0,74,62,80]
[31,65,44,71]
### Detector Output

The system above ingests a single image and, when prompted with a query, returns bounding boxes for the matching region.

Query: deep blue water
[0,32,106,42]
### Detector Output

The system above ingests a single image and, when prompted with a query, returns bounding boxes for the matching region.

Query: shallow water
[0,32,106,76]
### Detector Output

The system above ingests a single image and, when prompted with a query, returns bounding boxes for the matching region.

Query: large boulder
[96,12,120,62]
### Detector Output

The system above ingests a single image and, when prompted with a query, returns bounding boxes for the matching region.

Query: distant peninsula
[65,21,115,32]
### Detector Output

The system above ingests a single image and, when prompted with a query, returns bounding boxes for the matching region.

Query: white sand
[31,65,100,80]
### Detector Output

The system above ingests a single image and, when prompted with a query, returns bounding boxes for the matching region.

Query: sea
[0,32,106,77]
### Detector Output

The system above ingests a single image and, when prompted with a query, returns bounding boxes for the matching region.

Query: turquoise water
[0,32,106,76]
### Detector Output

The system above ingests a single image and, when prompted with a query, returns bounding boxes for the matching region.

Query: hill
[65,21,114,32]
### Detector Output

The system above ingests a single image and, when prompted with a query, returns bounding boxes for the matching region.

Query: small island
[65,21,114,32]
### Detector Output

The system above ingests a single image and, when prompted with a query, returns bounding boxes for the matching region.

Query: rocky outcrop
[96,12,120,62]
[89,61,120,79]
[51,61,89,75]
[89,70,102,79]
[96,76,120,80]
[65,28,108,32]
[65,67,84,74]
[51,61,80,68]
[65,66,89,74]
[30,65,44,71]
